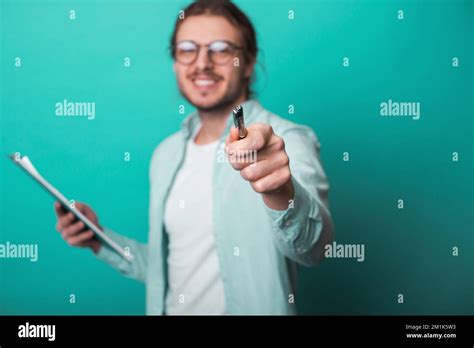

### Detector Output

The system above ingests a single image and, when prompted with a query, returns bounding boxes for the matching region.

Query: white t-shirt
[163,128,226,315]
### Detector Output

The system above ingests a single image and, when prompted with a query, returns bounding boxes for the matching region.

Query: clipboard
[8,153,134,262]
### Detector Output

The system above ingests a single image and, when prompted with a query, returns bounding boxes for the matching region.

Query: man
[54,0,333,315]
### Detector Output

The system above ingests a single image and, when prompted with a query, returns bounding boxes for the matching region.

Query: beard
[179,71,248,114]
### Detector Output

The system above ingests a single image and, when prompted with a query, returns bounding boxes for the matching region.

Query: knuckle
[239,169,248,181]
[275,136,285,151]
[227,159,238,170]
[237,163,248,171]
[240,167,254,181]
[249,168,260,181]
[229,163,239,171]
[281,153,290,166]
[255,135,265,149]
[282,167,291,181]
[252,181,265,193]
[264,124,273,134]
[232,161,246,171]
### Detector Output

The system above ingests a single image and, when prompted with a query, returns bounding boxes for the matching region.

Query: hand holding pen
[226,105,294,211]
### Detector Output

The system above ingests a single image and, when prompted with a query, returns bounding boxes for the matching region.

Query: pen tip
[233,105,242,114]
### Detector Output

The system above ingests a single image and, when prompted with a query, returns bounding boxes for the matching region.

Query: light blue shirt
[95,99,333,315]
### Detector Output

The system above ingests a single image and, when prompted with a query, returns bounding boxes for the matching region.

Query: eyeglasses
[173,40,243,65]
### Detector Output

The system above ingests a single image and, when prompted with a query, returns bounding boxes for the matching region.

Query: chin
[186,90,227,111]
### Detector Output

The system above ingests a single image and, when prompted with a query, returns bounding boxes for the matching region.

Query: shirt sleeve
[95,227,148,282]
[264,125,334,267]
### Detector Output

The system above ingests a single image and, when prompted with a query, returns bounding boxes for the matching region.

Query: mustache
[187,70,223,80]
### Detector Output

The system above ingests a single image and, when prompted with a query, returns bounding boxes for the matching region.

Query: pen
[232,104,247,139]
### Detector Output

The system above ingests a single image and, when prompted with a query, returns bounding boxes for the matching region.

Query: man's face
[173,15,254,112]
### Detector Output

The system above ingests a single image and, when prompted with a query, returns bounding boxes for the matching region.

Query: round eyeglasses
[173,40,243,65]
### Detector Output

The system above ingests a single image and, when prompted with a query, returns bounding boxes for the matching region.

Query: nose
[194,46,213,70]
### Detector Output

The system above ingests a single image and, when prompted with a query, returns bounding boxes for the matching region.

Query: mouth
[191,75,220,91]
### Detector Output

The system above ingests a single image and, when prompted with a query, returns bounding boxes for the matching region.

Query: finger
[250,167,291,194]
[74,202,97,223]
[226,148,254,170]
[244,137,285,164]
[229,126,240,143]
[226,124,272,153]
[62,220,85,238]
[66,230,95,246]
[74,202,89,214]
[54,201,67,217]
[240,153,289,182]
[225,127,240,147]
[227,136,285,171]
[256,136,286,160]
[56,212,77,231]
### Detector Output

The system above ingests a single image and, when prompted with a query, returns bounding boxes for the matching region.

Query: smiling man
[54,0,333,315]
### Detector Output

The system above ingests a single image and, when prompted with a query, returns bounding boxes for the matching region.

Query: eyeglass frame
[171,40,244,65]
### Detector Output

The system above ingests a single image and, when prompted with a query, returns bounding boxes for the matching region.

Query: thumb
[229,126,240,143]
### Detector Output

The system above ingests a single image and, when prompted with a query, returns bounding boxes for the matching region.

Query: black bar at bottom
[0,315,472,345]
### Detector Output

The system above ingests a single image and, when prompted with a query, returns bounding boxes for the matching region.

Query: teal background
[1,0,473,315]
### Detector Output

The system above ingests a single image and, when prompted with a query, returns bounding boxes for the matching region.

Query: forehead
[175,15,241,44]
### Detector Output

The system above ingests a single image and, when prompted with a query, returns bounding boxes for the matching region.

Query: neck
[194,94,248,145]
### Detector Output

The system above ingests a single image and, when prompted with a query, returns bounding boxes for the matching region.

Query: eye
[177,41,197,52]
[209,41,231,53]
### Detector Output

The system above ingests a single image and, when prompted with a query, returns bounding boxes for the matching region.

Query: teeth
[194,79,216,86]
